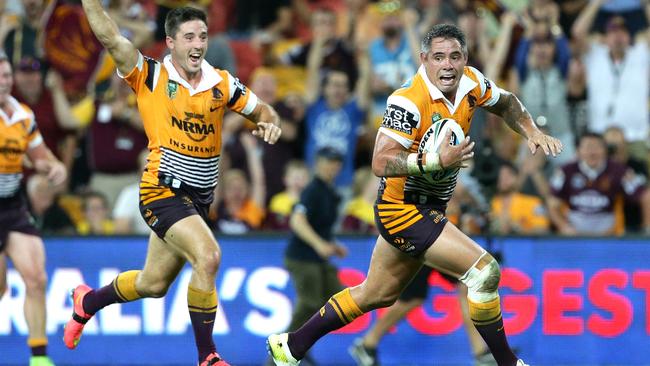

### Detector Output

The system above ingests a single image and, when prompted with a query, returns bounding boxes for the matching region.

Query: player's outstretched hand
[252,122,282,144]
[527,131,563,156]
[439,130,475,169]
[35,159,67,186]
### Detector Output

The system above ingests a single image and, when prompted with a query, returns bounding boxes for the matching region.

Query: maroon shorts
[139,184,211,239]
[374,199,448,258]
[0,195,40,253]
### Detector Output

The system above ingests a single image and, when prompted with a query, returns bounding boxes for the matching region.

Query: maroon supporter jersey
[550,160,647,234]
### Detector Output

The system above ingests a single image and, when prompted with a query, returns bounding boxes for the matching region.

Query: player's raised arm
[80,0,139,75]
[483,89,563,157]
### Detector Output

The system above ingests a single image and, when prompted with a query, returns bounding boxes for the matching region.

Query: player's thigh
[139,232,186,289]
[163,214,220,267]
[423,221,486,279]
[355,236,422,308]
[4,232,47,286]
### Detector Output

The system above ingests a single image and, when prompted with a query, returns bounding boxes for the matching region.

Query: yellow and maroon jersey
[0,97,43,198]
[121,53,259,200]
[378,65,501,205]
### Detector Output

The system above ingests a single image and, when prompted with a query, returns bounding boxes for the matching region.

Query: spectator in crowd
[12,57,81,178]
[548,132,650,235]
[250,69,302,201]
[44,0,104,99]
[572,0,650,165]
[283,6,358,86]
[26,174,76,236]
[2,0,51,65]
[557,0,589,36]
[303,29,371,194]
[214,134,266,234]
[266,160,310,231]
[76,191,115,235]
[283,146,347,364]
[367,4,419,127]
[490,162,550,235]
[511,19,576,166]
[594,0,648,36]
[232,0,293,38]
[113,149,150,235]
[0,0,20,48]
[341,167,379,234]
[107,0,156,49]
[603,126,649,233]
[87,72,148,206]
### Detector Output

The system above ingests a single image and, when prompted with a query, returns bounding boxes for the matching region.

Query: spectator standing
[283,6,358,86]
[303,29,371,192]
[367,5,419,127]
[283,147,348,364]
[572,0,650,164]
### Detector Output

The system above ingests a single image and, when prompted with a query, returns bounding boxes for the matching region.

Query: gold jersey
[122,53,258,196]
[0,97,43,197]
[378,65,501,205]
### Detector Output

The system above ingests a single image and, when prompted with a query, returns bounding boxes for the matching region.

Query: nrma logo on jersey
[171,112,215,142]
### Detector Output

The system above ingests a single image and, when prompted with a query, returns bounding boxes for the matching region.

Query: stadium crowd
[1,0,649,238]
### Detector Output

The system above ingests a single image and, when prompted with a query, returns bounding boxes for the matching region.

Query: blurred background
[1,0,650,364]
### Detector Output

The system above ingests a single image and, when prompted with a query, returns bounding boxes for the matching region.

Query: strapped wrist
[407,152,442,175]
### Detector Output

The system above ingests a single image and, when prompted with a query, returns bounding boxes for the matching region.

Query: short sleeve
[25,109,43,149]
[120,52,161,94]
[378,94,421,148]
[468,66,501,107]
[226,71,258,115]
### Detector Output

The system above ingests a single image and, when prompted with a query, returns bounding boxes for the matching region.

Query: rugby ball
[418,118,465,182]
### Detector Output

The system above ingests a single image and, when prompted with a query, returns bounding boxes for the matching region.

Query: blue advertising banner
[1,236,649,365]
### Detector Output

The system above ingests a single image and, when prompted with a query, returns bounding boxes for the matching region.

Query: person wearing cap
[0,52,65,366]
[572,0,650,166]
[281,146,348,364]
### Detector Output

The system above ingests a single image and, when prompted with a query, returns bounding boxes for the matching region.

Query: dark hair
[164,7,207,38]
[579,131,606,147]
[421,24,467,55]
[499,161,519,175]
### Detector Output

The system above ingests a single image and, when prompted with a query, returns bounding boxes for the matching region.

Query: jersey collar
[0,96,32,126]
[417,65,477,113]
[163,55,222,96]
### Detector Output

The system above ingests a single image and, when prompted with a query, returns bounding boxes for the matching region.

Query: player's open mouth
[189,53,201,65]
[439,75,456,85]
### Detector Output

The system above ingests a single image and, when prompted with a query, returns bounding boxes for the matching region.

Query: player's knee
[460,257,501,302]
[194,248,221,276]
[22,268,47,293]
[0,282,6,299]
